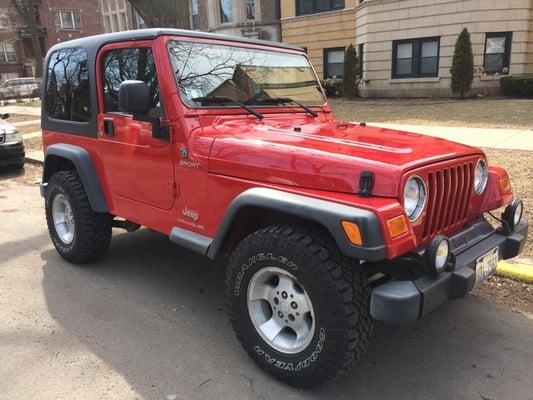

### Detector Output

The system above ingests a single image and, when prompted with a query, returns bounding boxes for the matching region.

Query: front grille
[422,161,475,240]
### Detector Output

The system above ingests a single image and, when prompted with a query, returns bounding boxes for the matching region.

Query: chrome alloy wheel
[247,267,315,354]
[52,193,75,244]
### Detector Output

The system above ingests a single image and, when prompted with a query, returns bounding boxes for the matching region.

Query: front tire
[45,170,112,263]
[226,225,374,387]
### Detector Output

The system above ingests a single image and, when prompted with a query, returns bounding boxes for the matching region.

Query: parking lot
[1,168,532,400]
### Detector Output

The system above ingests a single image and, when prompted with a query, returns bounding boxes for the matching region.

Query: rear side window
[102,48,161,116]
[45,48,91,122]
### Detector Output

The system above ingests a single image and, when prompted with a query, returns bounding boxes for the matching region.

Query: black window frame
[483,32,512,75]
[44,47,92,124]
[391,36,440,79]
[323,46,345,79]
[296,0,345,16]
[101,46,162,116]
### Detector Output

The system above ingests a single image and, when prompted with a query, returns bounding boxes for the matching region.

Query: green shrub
[450,28,474,98]
[342,44,360,98]
[500,74,533,97]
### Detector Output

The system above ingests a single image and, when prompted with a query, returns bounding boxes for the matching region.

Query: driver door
[97,43,175,210]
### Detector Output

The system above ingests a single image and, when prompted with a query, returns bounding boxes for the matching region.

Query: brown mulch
[482,148,533,259]
[473,275,533,314]
[2,114,39,124]
[23,136,43,152]
[330,97,533,129]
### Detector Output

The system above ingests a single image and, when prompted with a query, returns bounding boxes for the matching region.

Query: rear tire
[226,225,374,387]
[45,170,112,263]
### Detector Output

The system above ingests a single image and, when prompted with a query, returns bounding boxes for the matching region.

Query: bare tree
[10,0,43,78]
[129,0,191,29]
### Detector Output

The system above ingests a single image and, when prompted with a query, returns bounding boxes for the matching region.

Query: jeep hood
[208,119,482,197]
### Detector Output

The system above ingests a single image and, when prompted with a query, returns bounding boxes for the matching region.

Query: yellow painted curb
[496,262,533,283]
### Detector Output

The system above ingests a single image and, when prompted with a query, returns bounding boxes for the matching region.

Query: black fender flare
[42,143,109,213]
[205,187,387,261]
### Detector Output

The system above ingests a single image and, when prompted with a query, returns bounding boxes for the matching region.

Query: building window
[245,0,255,19]
[296,0,344,16]
[219,0,233,23]
[392,37,440,79]
[45,48,91,122]
[0,42,16,63]
[0,12,10,29]
[324,47,345,78]
[52,10,82,30]
[484,32,512,75]
[100,0,130,32]
[190,0,199,29]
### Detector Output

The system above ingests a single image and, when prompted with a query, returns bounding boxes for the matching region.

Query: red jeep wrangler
[40,29,528,387]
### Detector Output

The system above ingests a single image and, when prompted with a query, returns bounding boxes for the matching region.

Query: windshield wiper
[192,96,263,120]
[250,97,318,117]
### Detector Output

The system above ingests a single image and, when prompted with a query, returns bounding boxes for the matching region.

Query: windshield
[168,40,325,107]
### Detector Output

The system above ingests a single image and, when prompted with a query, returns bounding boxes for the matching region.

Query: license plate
[475,247,499,286]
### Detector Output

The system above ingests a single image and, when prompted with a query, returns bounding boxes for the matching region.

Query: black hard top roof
[48,28,304,54]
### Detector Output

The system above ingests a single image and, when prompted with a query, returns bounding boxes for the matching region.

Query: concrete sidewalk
[369,123,533,151]
[1,105,41,116]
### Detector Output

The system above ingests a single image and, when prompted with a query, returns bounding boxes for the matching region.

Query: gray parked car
[0,77,40,102]
[0,113,25,169]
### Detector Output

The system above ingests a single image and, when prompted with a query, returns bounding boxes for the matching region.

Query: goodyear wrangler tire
[226,225,374,387]
[45,170,112,264]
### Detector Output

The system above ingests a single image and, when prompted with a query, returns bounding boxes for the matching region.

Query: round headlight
[502,200,523,231]
[514,201,523,226]
[403,176,426,221]
[426,235,451,275]
[474,159,488,194]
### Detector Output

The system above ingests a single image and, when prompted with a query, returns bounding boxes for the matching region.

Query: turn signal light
[341,221,363,246]
[499,176,511,193]
[387,215,409,238]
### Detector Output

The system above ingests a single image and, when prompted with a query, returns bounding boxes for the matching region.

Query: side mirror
[118,80,150,114]
[0,113,9,119]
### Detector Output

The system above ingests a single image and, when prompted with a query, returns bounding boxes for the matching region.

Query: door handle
[103,118,115,137]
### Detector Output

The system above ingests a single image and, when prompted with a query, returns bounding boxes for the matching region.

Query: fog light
[502,200,523,231]
[426,235,451,275]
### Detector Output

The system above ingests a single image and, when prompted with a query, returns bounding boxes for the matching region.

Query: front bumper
[0,142,25,166]
[370,217,528,324]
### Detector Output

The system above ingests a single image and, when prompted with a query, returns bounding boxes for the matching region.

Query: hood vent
[359,171,374,197]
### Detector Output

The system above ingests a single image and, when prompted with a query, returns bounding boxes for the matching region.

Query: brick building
[191,0,281,42]
[0,0,103,81]
[99,0,145,33]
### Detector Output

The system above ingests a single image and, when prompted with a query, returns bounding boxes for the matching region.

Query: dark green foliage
[500,74,533,97]
[450,28,474,98]
[342,44,361,98]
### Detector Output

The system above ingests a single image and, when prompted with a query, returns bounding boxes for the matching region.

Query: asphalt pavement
[1,175,532,400]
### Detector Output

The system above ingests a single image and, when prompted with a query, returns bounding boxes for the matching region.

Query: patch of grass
[483,148,532,259]
[330,98,533,129]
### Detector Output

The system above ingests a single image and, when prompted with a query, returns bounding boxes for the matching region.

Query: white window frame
[52,10,82,31]
[0,42,16,63]
[0,12,10,29]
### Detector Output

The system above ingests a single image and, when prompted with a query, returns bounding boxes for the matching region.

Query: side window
[45,48,91,122]
[102,47,161,116]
